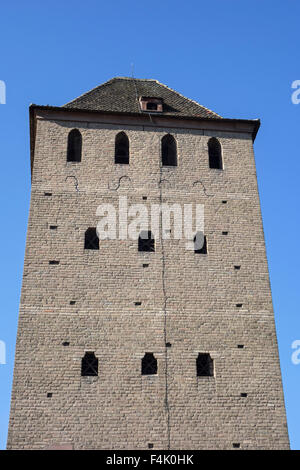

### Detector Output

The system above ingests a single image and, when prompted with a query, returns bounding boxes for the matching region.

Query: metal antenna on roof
[131,63,141,113]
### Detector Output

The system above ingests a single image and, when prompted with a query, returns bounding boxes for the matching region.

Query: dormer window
[139,97,163,113]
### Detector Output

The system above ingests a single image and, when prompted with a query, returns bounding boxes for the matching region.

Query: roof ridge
[152,79,222,118]
[63,77,117,106]
[63,77,160,106]
[112,77,158,81]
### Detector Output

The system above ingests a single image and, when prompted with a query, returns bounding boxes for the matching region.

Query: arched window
[208,137,222,169]
[138,231,155,252]
[115,132,129,164]
[161,134,177,166]
[142,353,157,375]
[196,353,213,377]
[81,352,98,376]
[194,232,207,254]
[84,228,99,250]
[67,129,82,162]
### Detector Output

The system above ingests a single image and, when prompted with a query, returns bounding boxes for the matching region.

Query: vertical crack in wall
[158,172,171,450]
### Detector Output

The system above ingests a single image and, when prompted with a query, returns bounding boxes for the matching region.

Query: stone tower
[7,78,289,450]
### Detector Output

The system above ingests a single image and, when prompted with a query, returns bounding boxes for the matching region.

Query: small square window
[194,233,207,254]
[142,353,157,375]
[85,228,99,250]
[81,352,98,377]
[138,231,155,252]
[233,443,240,449]
[196,353,214,377]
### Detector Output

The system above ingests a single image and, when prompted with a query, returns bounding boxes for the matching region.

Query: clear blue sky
[0,0,299,450]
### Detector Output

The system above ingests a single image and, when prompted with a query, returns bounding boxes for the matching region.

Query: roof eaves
[29,103,260,138]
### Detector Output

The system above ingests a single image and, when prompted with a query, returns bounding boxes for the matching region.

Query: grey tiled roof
[63,77,222,119]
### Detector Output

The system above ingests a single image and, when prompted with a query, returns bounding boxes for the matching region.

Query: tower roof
[63,77,222,119]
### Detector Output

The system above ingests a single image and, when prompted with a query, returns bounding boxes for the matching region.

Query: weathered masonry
[7,77,289,449]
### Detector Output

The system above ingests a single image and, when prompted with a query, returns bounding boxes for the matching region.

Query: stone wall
[7,114,290,449]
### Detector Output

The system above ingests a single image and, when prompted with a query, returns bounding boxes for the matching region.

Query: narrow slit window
[81,352,98,377]
[208,137,222,169]
[115,132,129,164]
[196,353,214,377]
[84,228,99,250]
[161,134,177,166]
[194,232,207,254]
[142,353,157,375]
[67,129,82,162]
[138,231,155,252]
